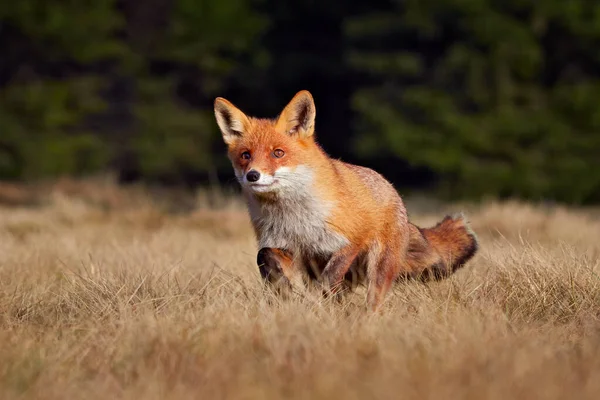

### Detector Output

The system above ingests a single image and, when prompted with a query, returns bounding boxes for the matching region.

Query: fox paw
[257,247,288,284]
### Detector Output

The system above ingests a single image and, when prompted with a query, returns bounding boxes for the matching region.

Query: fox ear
[276,90,316,138]
[214,97,250,145]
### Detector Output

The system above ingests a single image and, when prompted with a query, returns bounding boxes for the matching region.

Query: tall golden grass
[1,178,600,399]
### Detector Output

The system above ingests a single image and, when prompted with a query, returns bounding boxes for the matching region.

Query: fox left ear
[276,90,316,138]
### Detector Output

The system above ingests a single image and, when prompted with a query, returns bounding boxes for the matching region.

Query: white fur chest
[247,190,348,257]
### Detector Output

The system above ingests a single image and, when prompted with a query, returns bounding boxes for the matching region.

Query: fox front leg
[257,247,294,297]
[320,246,360,298]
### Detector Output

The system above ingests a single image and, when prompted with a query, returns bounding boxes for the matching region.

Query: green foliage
[131,78,217,178]
[0,0,123,179]
[0,0,267,181]
[123,0,268,179]
[0,0,126,61]
[0,77,110,178]
[1,0,599,204]
[347,0,600,203]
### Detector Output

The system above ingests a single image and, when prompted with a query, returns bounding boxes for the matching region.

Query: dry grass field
[1,178,600,399]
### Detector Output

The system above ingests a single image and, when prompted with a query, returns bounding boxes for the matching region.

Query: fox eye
[273,149,285,158]
[240,151,251,160]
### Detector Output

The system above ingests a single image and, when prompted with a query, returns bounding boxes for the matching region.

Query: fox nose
[246,170,261,182]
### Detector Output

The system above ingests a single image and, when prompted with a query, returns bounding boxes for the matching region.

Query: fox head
[214,90,320,196]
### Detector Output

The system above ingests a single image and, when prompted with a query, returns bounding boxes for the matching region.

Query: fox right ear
[214,98,250,145]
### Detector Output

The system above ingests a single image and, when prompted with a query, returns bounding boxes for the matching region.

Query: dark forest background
[1,0,600,204]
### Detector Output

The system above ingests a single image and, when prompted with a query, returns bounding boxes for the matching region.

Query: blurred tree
[347,0,600,203]
[1,0,599,204]
[0,0,267,184]
[127,0,268,184]
[0,0,124,179]
[252,0,354,159]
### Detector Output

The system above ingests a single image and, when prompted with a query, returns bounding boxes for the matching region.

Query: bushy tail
[405,213,479,281]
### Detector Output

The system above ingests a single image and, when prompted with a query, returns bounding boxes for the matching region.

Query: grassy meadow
[1,178,600,399]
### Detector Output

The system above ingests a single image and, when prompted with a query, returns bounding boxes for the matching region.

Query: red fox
[214,90,478,310]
